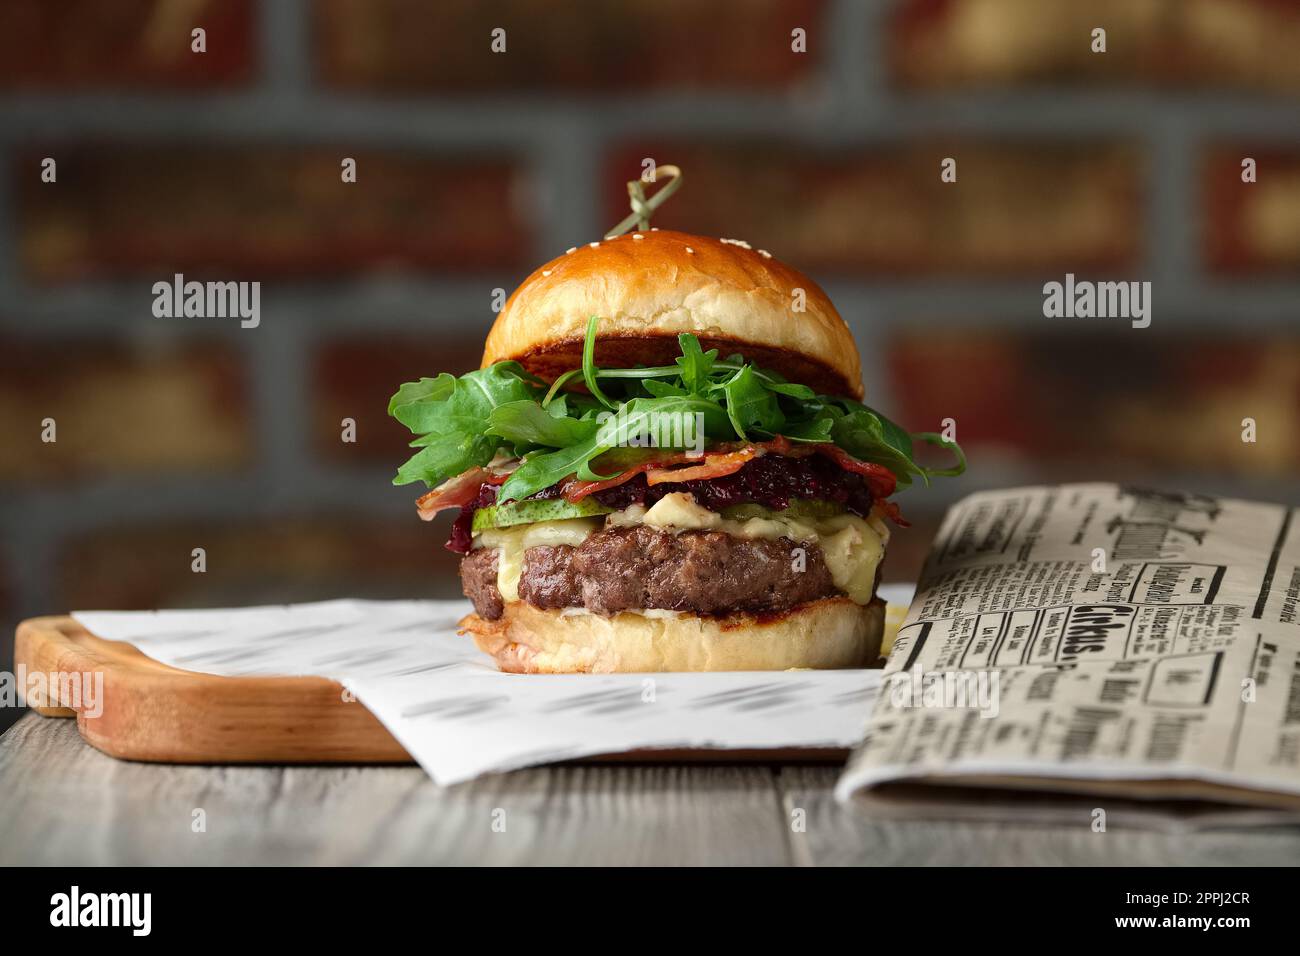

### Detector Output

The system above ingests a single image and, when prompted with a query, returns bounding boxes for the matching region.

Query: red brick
[1180,0,1300,93]
[1204,146,1300,274]
[892,0,1300,92]
[888,329,1300,477]
[18,147,531,282]
[312,333,487,464]
[887,330,1038,449]
[0,0,254,90]
[314,0,824,93]
[891,0,1161,88]
[0,336,250,482]
[57,517,464,611]
[605,142,1141,275]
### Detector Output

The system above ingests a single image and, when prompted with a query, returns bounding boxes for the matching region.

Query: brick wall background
[3,0,1299,732]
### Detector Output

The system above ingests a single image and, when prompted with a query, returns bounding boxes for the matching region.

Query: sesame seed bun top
[481,229,864,400]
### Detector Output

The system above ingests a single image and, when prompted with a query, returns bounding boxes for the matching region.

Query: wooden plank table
[4,713,1300,865]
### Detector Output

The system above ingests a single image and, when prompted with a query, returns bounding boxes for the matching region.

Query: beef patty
[460,547,505,621]
[460,525,846,620]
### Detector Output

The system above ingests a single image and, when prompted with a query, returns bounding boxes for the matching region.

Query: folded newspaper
[836,483,1300,824]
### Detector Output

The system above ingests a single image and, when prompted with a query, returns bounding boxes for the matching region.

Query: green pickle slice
[471,497,614,532]
[719,499,843,522]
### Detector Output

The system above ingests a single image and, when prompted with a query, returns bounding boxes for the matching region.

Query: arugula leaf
[387,374,455,434]
[388,312,966,495]
[387,363,541,487]
[641,379,688,398]
[828,406,922,490]
[722,365,784,441]
[393,434,488,488]
[911,432,968,478]
[496,395,728,502]
[496,435,611,503]
[545,394,572,418]
[675,333,717,393]
[779,415,835,443]
[582,315,617,409]
[487,400,600,448]
[601,395,729,448]
[765,381,817,400]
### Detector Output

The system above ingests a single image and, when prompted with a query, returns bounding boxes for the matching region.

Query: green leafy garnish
[387,363,540,487]
[580,315,618,410]
[387,319,966,500]
[487,400,599,449]
[675,333,715,394]
[722,365,784,442]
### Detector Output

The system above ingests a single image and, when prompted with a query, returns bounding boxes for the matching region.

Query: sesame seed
[589,241,600,248]
[650,227,659,231]
[720,237,752,250]
[632,233,644,240]
[542,270,552,277]
[758,249,772,259]
[685,247,695,254]
[565,247,576,255]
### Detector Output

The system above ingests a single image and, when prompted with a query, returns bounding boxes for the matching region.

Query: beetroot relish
[446,454,880,554]
[447,481,500,554]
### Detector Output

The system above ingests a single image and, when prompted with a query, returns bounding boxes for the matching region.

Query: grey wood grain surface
[4,714,1300,866]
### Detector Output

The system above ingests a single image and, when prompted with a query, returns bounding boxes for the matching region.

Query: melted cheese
[474,517,603,602]
[638,493,890,605]
[471,493,890,607]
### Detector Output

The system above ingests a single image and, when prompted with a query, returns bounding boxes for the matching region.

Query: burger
[388,228,963,673]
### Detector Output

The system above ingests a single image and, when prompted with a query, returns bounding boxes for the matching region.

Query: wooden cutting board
[14,616,854,765]
[15,616,412,763]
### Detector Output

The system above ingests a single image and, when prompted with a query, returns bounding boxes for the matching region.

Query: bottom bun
[459,597,885,673]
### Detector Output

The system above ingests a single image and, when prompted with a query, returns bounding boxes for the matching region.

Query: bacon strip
[420,437,902,517]
[812,444,898,499]
[415,467,506,521]
[563,437,898,502]
[644,446,758,486]
[877,498,909,528]
[561,452,692,501]
[560,443,763,501]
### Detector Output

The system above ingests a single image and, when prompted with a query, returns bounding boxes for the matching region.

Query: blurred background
[2,0,1299,732]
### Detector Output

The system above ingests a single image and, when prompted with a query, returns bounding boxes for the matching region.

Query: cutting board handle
[13,616,412,764]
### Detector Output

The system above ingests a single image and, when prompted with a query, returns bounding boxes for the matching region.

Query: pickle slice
[471,497,614,532]
[719,499,843,522]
